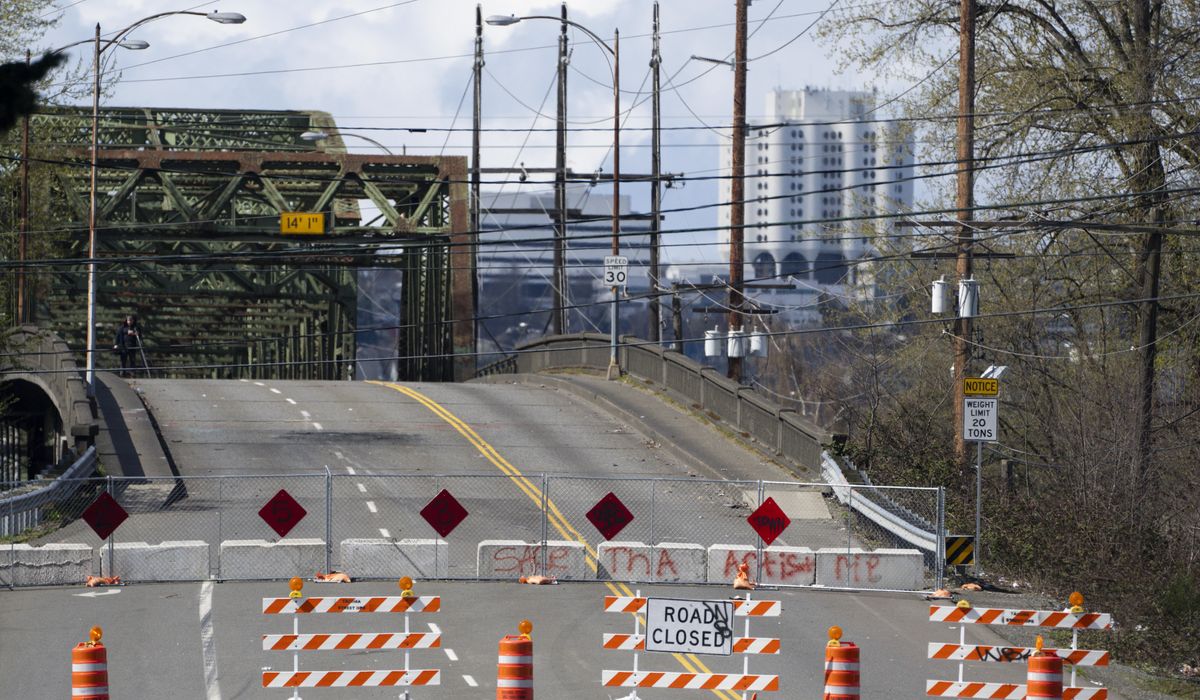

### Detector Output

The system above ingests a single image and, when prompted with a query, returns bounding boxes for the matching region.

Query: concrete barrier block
[340,539,448,579]
[101,541,208,582]
[219,539,325,580]
[707,544,815,586]
[597,541,706,583]
[815,548,924,590]
[1,543,95,586]
[477,540,587,580]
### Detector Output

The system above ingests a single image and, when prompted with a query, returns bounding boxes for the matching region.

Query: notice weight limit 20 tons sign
[963,377,999,442]
[645,597,734,656]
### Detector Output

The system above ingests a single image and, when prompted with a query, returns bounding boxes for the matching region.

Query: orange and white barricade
[72,626,109,700]
[497,621,534,699]
[601,593,780,698]
[823,626,859,700]
[262,576,441,698]
[926,592,1112,700]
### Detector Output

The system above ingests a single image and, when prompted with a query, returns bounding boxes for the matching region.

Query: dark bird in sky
[0,52,66,133]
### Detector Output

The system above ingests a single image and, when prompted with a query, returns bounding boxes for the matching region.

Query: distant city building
[670,87,915,329]
[477,185,653,356]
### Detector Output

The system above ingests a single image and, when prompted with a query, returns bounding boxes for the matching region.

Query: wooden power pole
[649,1,662,343]
[953,0,977,471]
[727,0,748,382]
[553,2,569,335]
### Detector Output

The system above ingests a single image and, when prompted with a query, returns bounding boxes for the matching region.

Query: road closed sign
[645,597,734,656]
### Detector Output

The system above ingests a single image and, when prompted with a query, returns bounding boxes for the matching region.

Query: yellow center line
[371,381,743,700]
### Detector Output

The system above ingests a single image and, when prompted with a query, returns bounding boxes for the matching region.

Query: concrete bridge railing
[477,333,831,474]
[2,326,98,451]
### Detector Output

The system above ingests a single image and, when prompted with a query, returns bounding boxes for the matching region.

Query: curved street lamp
[486,13,624,379]
[56,11,246,394]
[300,129,395,155]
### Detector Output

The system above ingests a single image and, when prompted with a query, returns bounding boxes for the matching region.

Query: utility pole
[649,1,662,343]
[472,5,484,330]
[727,0,748,382]
[952,0,977,472]
[553,2,569,335]
[18,49,31,325]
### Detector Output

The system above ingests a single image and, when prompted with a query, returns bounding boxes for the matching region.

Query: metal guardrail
[820,453,940,559]
[0,447,97,537]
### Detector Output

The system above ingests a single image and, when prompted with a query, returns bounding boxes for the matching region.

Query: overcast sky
[38,0,893,263]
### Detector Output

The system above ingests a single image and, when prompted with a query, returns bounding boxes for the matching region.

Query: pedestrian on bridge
[113,314,143,377]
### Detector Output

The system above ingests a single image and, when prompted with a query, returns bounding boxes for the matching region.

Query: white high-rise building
[716,87,915,295]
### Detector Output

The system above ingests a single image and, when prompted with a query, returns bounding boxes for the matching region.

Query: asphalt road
[1,378,1123,697]
[120,378,853,578]
[0,579,1090,699]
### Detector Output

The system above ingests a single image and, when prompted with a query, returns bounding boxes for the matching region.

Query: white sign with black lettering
[645,597,734,656]
[963,397,998,442]
[603,255,629,287]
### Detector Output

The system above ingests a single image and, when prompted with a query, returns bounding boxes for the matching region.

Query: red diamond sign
[587,492,635,541]
[258,489,307,538]
[747,496,790,546]
[421,489,469,538]
[81,492,128,540]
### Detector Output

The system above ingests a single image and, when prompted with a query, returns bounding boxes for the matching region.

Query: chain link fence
[2,471,943,590]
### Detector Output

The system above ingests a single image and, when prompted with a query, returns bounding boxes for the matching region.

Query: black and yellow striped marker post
[946,536,975,566]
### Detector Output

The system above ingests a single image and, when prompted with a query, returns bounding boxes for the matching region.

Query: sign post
[962,378,999,575]
[603,256,629,380]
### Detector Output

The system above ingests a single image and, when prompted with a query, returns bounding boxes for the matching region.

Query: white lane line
[285,398,296,405]
[300,410,311,419]
[365,501,377,513]
[199,580,222,700]
[334,450,345,460]
[379,528,391,538]
[269,388,281,394]
[345,466,356,475]
[356,483,367,493]
[311,422,323,431]
[428,623,441,634]
[238,378,248,383]
[253,381,265,387]
[463,675,477,687]
[444,648,458,661]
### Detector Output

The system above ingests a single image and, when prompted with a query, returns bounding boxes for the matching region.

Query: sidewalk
[94,372,174,478]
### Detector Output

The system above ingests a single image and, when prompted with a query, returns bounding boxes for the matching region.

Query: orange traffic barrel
[72,641,109,700]
[824,632,859,700]
[1028,647,1063,699]
[497,633,533,699]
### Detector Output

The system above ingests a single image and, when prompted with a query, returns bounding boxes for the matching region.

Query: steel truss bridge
[23,107,474,381]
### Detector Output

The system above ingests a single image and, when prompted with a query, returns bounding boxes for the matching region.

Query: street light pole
[72,10,246,396]
[485,13,621,377]
[607,28,621,380]
[84,23,101,393]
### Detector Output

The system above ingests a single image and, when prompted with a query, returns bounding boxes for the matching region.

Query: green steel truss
[29,107,473,380]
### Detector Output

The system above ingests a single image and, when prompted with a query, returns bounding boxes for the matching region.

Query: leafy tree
[809,0,1200,669]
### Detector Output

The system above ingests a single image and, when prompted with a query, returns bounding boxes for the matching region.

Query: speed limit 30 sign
[604,255,629,287]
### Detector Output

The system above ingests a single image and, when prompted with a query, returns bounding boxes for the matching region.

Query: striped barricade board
[928,643,1109,666]
[603,670,780,691]
[604,595,781,617]
[264,632,441,651]
[264,595,440,614]
[926,680,1107,699]
[929,605,1111,630]
[604,633,780,654]
[263,669,441,688]
[927,602,1113,700]
[262,593,443,692]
